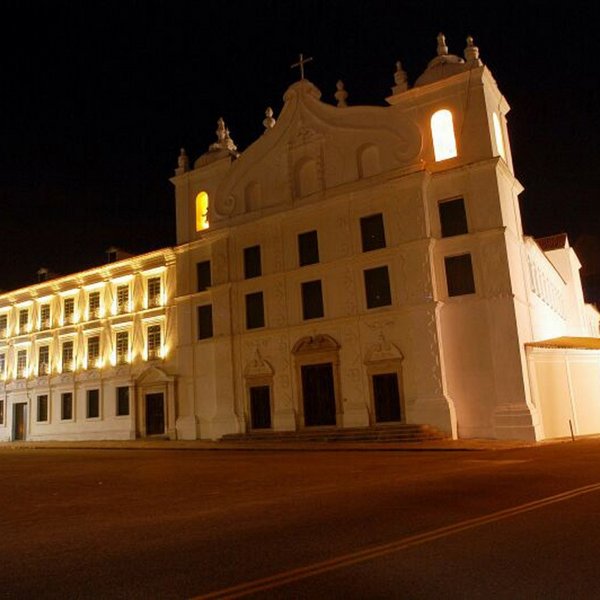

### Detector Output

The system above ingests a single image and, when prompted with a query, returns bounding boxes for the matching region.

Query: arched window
[195,191,209,231]
[431,109,457,161]
[492,112,506,161]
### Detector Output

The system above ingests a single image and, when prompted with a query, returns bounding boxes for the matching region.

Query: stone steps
[221,424,447,443]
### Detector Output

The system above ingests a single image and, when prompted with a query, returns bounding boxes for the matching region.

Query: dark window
[301,280,324,320]
[445,254,476,296]
[244,245,262,279]
[0,400,4,424]
[198,305,214,339]
[439,198,468,237]
[298,230,319,266]
[245,292,265,329]
[360,213,386,252]
[116,387,130,416]
[87,389,99,419]
[61,392,73,421]
[37,395,48,422]
[364,266,392,308]
[197,260,211,292]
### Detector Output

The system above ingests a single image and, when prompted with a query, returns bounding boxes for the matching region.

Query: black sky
[1,1,599,292]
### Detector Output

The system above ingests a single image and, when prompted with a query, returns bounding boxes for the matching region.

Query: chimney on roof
[106,247,133,264]
[37,267,57,283]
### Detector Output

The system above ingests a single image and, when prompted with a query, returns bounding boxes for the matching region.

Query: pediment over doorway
[136,365,174,385]
[365,333,404,364]
[292,334,340,355]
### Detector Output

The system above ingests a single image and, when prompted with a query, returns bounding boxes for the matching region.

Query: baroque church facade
[1,35,598,442]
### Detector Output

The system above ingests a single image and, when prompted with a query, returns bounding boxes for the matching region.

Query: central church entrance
[301,363,336,426]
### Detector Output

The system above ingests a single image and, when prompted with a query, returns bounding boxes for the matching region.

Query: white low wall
[527,346,600,439]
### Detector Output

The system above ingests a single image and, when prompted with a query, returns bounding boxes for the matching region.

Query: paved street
[1,439,600,599]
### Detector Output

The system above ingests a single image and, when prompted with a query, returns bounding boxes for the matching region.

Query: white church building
[1,34,598,443]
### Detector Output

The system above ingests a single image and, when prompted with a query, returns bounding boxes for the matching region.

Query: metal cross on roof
[291,53,313,80]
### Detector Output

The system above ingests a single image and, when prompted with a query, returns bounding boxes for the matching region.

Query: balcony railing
[148,295,161,308]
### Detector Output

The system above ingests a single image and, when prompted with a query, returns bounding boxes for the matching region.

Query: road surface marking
[193,481,600,599]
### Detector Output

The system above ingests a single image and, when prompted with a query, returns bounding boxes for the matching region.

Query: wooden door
[145,393,165,436]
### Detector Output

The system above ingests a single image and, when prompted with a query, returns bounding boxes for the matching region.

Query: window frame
[86,389,100,419]
[116,386,130,417]
[243,245,262,279]
[197,304,214,340]
[360,213,386,252]
[197,260,212,292]
[301,279,324,320]
[298,230,320,266]
[61,392,74,421]
[245,291,265,330]
[363,265,393,309]
[444,253,476,297]
[37,394,49,423]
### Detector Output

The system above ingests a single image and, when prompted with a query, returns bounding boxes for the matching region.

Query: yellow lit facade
[0,248,177,441]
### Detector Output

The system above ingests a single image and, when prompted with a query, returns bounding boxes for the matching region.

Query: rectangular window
[62,340,74,372]
[40,304,51,329]
[198,305,213,340]
[147,277,162,307]
[87,336,100,367]
[88,291,101,319]
[37,395,49,422]
[0,400,4,424]
[116,386,130,416]
[360,213,386,252]
[301,280,324,320]
[86,389,100,419]
[0,353,5,376]
[16,349,27,378]
[0,314,7,336]
[116,331,129,364]
[364,266,392,309]
[197,260,212,292]
[439,198,468,237]
[61,392,73,421]
[445,253,476,296]
[18,309,28,333]
[38,345,50,375]
[147,325,161,360]
[244,245,262,279]
[63,297,75,324]
[117,285,129,313]
[245,292,265,329]
[298,230,319,266]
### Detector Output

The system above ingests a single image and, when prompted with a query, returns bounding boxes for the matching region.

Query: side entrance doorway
[250,386,272,429]
[372,373,402,422]
[301,362,336,427]
[13,403,27,441]
[145,393,165,436]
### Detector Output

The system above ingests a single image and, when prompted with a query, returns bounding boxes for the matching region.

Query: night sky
[1,1,598,294]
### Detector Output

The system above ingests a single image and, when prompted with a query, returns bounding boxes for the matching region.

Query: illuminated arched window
[492,112,506,161]
[195,191,209,231]
[431,109,457,162]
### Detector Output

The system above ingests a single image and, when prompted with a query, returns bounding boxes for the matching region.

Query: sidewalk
[0,437,559,452]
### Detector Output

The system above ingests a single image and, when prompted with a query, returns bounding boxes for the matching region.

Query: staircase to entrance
[221,424,447,443]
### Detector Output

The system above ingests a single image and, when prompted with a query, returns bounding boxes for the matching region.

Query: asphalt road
[1,440,600,599]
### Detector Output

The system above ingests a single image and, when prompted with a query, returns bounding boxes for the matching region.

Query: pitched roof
[535,233,568,252]
[526,336,600,350]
